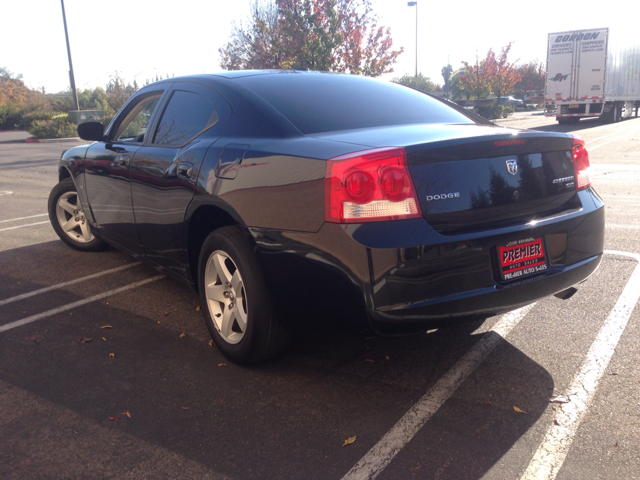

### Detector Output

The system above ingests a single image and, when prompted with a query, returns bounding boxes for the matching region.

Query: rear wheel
[198,226,290,364]
[48,178,107,251]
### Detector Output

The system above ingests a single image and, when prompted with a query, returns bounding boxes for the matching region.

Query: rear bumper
[251,188,604,328]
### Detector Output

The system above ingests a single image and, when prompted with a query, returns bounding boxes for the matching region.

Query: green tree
[449,69,471,102]
[441,64,453,98]
[219,0,403,76]
[392,73,438,93]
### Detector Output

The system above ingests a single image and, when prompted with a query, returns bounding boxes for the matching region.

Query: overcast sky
[3,0,631,93]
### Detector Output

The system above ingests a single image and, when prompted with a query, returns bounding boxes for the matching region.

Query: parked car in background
[498,96,524,107]
[48,70,604,364]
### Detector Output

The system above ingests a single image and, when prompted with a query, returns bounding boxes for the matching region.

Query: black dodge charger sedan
[48,70,604,364]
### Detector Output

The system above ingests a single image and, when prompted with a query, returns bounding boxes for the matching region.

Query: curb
[25,137,82,144]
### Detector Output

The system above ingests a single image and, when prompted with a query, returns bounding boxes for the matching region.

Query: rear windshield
[235,72,475,134]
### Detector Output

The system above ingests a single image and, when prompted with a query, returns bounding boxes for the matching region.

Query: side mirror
[77,121,105,141]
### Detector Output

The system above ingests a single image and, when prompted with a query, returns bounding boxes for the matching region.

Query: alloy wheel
[204,250,248,344]
[55,191,95,243]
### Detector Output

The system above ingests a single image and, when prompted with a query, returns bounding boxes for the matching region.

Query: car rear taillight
[571,135,591,191]
[325,147,422,223]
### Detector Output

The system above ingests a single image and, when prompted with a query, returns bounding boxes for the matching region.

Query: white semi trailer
[544,28,640,124]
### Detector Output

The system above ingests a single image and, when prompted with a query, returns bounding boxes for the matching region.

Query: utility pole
[407,2,418,77]
[60,0,79,111]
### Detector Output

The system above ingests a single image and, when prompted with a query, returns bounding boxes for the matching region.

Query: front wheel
[198,226,290,364]
[48,178,107,252]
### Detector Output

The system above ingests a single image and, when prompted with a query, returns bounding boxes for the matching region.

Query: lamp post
[60,0,79,111]
[407,1,418,78]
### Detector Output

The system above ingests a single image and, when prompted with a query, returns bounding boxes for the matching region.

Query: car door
[130,82,231,276]
[83,85,169,254]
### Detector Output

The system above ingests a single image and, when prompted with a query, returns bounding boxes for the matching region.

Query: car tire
[48,178,107,252]
[198,226,290,364]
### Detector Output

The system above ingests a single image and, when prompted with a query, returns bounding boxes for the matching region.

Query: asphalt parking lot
[1,113,640,479]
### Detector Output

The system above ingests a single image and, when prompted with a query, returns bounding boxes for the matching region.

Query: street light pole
[407,2,418,77]
[60,0,79,111]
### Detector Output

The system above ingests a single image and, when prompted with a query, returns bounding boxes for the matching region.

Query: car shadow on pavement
[0,241,553,480]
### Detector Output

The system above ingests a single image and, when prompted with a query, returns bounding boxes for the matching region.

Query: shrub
[29,115,78,139]
[502,106,515,118]
[476,104,507,120]
[0,104,25,130]
[22,110,56,130]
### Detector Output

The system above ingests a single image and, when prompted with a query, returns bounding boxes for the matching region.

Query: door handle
[177,162,194,178]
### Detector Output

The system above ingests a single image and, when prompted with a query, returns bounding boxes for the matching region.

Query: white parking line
[588,128,640,151]
[521,250,640,480]
[0,221,50,232]
[0,262,141,307]
[342,303,536,480]
[586,129,631,145]
[0,213,48,224]
[0,275,164,333]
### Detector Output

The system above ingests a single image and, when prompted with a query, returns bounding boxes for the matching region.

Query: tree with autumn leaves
[457,43,522,105]
[219,0,403,76]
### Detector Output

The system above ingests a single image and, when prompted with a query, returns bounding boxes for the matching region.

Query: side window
[112,94,162,142]
[153,91,218,146]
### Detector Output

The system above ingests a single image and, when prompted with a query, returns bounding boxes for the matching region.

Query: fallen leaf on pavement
[164,311,169,316]
[182,406,189,410]
[365,359,375,363]
[122,411,131,418]
[180,333,186,338]
[342,436,356,447]
[497,418,506,424]
[29,336,41,344]
[109,353,115,359]
[101,337,107,341]
[100,325,112,329]
[550,395,569,404]
[79,337,92,344]
[484,400,492,405]
[208,340,213,347]
[385,355,390,360]
[109,416,120,421]
[614,441,619,446]
[513,406,526,414]
[196,306,201,311]
[553,419,560,426]
[218,363,227,367]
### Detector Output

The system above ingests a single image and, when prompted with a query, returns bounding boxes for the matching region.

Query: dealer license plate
[498,237,548,281]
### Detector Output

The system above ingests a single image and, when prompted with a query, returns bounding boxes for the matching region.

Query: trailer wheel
[557,117,570,125]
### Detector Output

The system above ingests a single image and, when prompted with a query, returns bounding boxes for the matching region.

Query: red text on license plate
[499,238,547,280]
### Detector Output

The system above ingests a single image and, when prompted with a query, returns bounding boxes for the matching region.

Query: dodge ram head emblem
[506,159,518,175]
